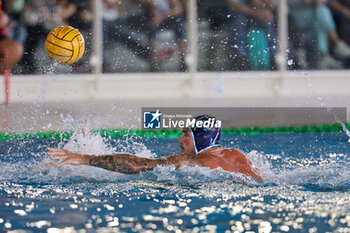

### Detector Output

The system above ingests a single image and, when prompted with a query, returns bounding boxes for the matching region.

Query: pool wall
[1,71,350,132]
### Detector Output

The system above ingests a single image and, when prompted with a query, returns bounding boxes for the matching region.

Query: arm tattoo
[89,154,167,174]
[165,154,204,168]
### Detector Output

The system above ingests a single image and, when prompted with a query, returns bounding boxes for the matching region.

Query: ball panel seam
[60,28,76,40]
[46,49,71,58]
[46,39,73,52]
[51,33,73,42]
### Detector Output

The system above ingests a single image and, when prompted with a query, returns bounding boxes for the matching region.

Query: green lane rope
[0,123,349,141]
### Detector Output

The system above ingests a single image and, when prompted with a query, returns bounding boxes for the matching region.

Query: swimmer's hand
[47,147,89,167]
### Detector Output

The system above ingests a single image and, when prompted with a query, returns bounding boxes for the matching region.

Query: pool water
[0,131,349,232]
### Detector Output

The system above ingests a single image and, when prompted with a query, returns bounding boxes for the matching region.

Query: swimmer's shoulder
[165,153,198,168]
[223,148,245,155]
[222,148,247,161]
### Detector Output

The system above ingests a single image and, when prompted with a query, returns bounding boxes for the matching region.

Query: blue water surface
[0,132,349,232]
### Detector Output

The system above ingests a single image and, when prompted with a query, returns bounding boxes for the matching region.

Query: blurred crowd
[288,0,350,70]
[0,0,350,74]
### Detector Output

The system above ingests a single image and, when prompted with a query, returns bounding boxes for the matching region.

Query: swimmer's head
[189,115,222,155]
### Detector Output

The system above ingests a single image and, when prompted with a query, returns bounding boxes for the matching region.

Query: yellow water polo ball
[45,25,85,64]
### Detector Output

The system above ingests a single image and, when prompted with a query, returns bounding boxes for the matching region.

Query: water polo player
[47,115,263,181]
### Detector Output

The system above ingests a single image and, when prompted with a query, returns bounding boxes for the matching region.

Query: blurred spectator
[289,0,350,69]
[226,0,277,71]
[69,0,93,30]
[68,0,93,73]
[138,0,187,71]
[198,0,276,71]
[3,0,27,45]
[197,0,244,71]
[21,0,77,74]
[328,0,350,68]
[0,11,23,74]
[102,0,155,72]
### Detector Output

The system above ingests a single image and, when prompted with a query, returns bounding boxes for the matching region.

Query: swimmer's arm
[88,154,168,174]
[48,148,186,174]
[89,154,195,173]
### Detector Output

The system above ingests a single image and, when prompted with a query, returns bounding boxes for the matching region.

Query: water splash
[327,108,350,142]
[59,118,114,155]
[246,150,275,181]
[274,163,350,191]
[1,130,349,190]
[245,150,350,191]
